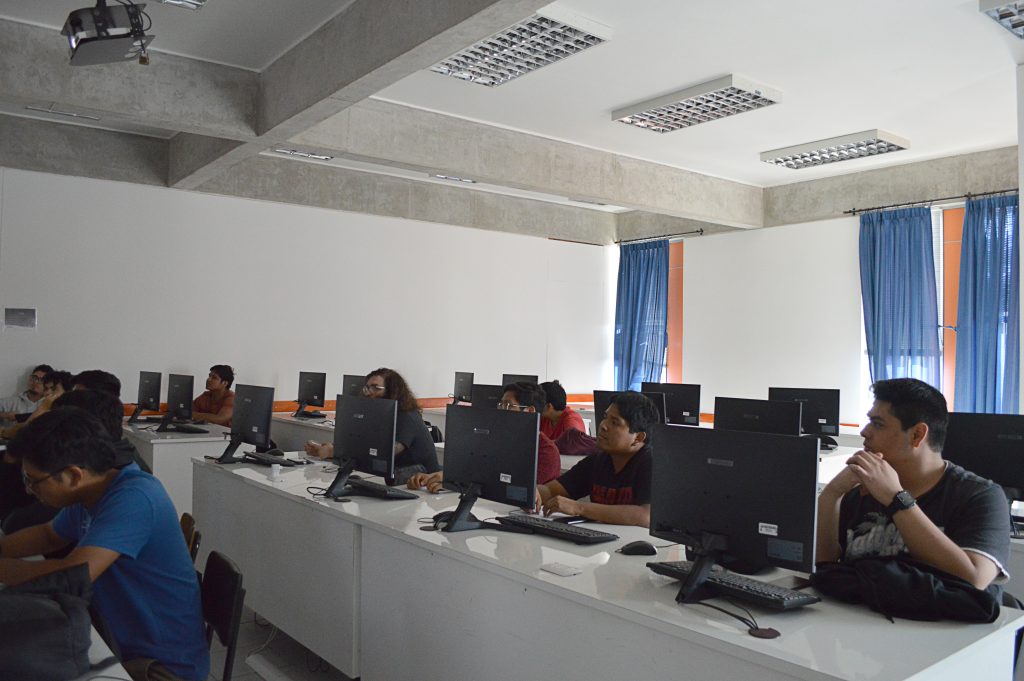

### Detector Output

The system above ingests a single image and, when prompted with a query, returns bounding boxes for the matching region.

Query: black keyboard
[244,451,299,467]
[495,514,619,545]
[164,423,209,434]
[647,560,820,611]
[346,478,417,500]
[294,411,326,419]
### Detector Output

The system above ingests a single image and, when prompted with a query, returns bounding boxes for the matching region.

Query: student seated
[406,381,562,493]
[192,364,235,426]
[0,369,73,439]
[535,391,658,527]
[815,378,1009,597]
[0,364,51,425]
[540,380,587,440]
[0,407,209,681]
[305,368,440,482]
[71,369,122,397]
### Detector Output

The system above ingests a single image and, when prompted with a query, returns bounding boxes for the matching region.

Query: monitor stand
[127,404,143,424]
[293,401,325,418]
[210,437,245,464]
[324,459,358,499]
[434,483,487,532]
[804,434,838,450]
[675,532,728,604]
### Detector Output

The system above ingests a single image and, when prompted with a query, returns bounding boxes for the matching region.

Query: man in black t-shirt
[816,378,1009,597]
[536,391,659,527]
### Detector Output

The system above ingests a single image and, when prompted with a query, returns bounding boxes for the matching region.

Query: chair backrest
[202,550,245,681]
[190,530,202,563]
[180,513,200,564]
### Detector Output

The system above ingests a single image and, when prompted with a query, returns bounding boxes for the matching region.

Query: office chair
[179,513,201,564]
[202,551,246,681]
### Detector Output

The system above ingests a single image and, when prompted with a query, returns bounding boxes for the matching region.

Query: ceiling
[0,0,1020,240]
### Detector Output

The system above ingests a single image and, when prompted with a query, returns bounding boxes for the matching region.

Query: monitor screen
[641,382,700,426]
[470,383,503,409]
[454,371,474,403]
[137,371,161,411]
[713,397,802,436]
[650,425,818,600]
[166,373,194,420]
[297,371,326,408]
[439,404,538,529]
[502,373,539,386]
[231,384,275,448]
[768,387,840,437]
[944,412,1024,501]
[342,374,365,398]
[330,395,398,483]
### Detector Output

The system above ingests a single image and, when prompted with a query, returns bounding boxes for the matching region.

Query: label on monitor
[251,426,258,433]
[766,538,804,563]
[369,448,378,457]
[499,472,512,483]
[758,522,779,537]
[817,418,826,424]
[822,425,838,435]
[682,411,691,416]
[506,485,528,503]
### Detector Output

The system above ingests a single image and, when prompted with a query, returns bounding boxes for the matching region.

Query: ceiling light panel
[156,0,208,9]
[980,1,1024,38]
[613,75,781,133]
[430,14,605,87]
[760,130,909,170]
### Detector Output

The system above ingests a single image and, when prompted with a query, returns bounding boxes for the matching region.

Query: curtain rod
[844,188,1017,216]
[616,228,704,245]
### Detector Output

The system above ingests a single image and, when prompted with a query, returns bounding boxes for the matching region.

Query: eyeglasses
[22,468,63,491]
[497,401,529,411]
[28,375,45,383]
[362,384,386,395]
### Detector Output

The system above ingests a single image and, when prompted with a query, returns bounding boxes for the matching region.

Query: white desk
[270,412,335,451]
[193,459,1024,681]
[123,423,230,515]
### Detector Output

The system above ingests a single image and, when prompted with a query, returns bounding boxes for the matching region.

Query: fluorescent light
[430,14,606,87]
[980,1,1024,38]
[156,0,208,9]
[272,148,333,161]
[613,75,781,133]
[433,174,476,184]
[25,105,100,121]
[760,130,909,170]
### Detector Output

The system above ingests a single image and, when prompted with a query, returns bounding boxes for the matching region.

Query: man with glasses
[0,364,52,426]
[407,381,561,493]
[0,407,209,681]
[192,364,235,426]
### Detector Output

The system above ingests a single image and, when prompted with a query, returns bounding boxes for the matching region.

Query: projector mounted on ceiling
[61,0,154,66]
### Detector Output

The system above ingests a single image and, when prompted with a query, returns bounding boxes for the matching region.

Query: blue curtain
[859,207,941,387]
[614,240,669,391]
[954,194,1020,414]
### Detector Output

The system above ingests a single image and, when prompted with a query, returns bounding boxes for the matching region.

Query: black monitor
[593,389,665,426]
[650,425,818,603]
[128,371,161,424]
[453,371,474,404]
[434,404,538,532]
[294,371,327,418]
[324,395,399,496]
[643,391,667,424]
[156,374,199,433]
[213,384,275,463]
[502,373,539,386]
[641,382,700,426]
[713,397,802,436]
[342,374,365,398]
[768,387,841,447]
[470,383,503,409]
[944,412,1024,504]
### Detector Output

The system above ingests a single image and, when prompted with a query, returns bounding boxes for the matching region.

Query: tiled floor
[207,607,351,681]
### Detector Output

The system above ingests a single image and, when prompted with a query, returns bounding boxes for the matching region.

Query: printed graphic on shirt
[846,511,946,560]
[591,484,633,505]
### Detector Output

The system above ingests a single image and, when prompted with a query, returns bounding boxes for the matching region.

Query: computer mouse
[618,540,657,556]
[265,448,285,458]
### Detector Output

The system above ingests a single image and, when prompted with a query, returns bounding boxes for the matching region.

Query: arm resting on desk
[538,481,650,527]
[0,524,119,585]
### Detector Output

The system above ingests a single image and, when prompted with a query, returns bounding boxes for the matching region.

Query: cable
[248,625,278,656]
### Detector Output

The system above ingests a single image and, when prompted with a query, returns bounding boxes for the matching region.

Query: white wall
[682,217,868,424]
[0,168,615,402]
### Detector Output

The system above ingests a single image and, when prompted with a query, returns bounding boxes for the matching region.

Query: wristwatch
[886,490,917,517]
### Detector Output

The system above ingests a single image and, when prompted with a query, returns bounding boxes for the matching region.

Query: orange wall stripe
[942,208,964,407]
[666,241,684,382]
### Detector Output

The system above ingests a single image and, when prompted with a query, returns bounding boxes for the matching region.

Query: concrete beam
[295,100,765,229]
[0,114,166,185]
[0,20,257,140]
[615,211,739,243]
[196,156,616,243]
[168,133,249,190]
[763,146,1018,227]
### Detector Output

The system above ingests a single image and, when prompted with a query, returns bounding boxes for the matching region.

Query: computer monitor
[641,382,700,426]
[342,374,365,398]
[650,425,818,603]
[768,387,841,447]
[324,395,399,496]
[156,374,200,433]
[502,373,539,386]
[594,389,665,426]
[434,404,538,532]
[213,384,275,463]
[944,412,1024,503]
[453,371,474,404]
[127,370,161,424]
[713,397,802,436]
[470,383,504,409]
[294,371,327,418]
[643,391,667,424]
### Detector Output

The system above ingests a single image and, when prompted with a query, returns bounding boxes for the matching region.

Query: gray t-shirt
[0,391,40,425]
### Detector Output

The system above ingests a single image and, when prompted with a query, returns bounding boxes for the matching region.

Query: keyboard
[495,514,619,545]
[294,411,326,419]
[345,478,417,500]
[164,423,209,434]
[646,560,820,611]
[244,451,299,467]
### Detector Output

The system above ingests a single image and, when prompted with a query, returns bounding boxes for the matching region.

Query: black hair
[870,378,948,450]
[540,380,568,411]
[210,365,235,388]
[72,369,121,397]
[367,368,420,412]
[9,407,117,475]
[501,382,547,413]
[54,389,124,441]
[609,391,660,438]
[44,370,74,392]
[32,364,54,375]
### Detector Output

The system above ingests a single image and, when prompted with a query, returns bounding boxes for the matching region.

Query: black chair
[201,551,246,681]
[179,513,201,564]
